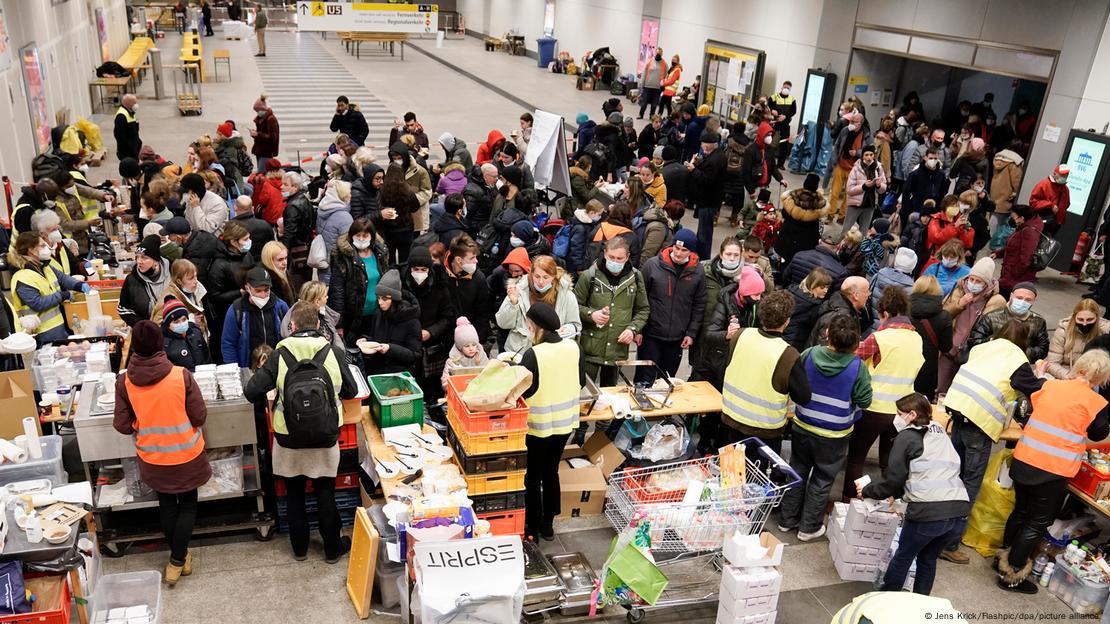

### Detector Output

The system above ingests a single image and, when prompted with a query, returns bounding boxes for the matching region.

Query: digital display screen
[800,73,826,127]
[1066,137,1107,216]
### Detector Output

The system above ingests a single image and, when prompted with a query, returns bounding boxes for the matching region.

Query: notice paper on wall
[1042,123,1061,143]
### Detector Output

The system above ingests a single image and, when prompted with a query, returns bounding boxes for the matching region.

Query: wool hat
[526,301,561,332]
[700,130,721,144]
[136,235,162,264]
[623,116,635,128]
[738,266,766,298]
[162,297,189,324]
[408,245,433,269]
[1055,164,1071,177]
[119,158,141,179]
[673,228,698,250]
[139,146,158,161]
[607,112,624,125]
[861,145,876,155]
[1012,281,1037,296]
[438,132,456,151]
[501,165,523,189]
[894,247,918,274]
[502,247,531,273]
[511,220,536,242]
[804,173,820,192]
[757,188,771,203]
[575,112,589,125]
[501,142,520,159]
[245,266,272,288]
[661,145,678,162]
[131,320,164,357]
[265,159,284,173]
[653,145,665,160]
[871,217,890,235]
[969,256,996,283]
[164,216,192,235]
[217,122,234,138]
[375,269,403,300]
[253,97,269,112]
[143,222,165,239]
[454,317,480,349]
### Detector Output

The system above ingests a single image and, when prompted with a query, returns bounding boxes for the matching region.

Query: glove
[81,284,91,294]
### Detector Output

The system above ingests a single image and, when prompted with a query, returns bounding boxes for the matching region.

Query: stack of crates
[275,422,362,533]
[446,374,529,536]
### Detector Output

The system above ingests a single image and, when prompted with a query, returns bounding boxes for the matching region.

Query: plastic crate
[447,409,526,456]
[477,508,525,536]
[274,471,360,497]
[339,447,360,473]
[0,574,71,624]
[368,372,425,429]
[446,374,529,434]
[1048,553,1110,615]
[470,490,527,514]
[1072,443,1110,498]
[277,507,358,533]
[338,422,359,450]
[622,463,713,504]
[0,435,66,487]
[452,456,526,495]
[276,489,362,517]
[448,426,528,474]
[88,571,162,624]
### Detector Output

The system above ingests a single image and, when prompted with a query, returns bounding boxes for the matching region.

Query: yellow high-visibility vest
[10,266,65,335]
[830,591,967,623]
[867,328,924,414]
[69,170,102,220]
[722,329,791,430]
[944,339,1028,442]
[528,339,581,437]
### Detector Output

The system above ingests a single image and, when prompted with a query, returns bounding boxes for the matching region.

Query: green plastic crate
[368,372,425,429]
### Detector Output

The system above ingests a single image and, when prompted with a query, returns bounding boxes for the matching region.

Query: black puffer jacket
[205,240,253,359]
[360,293,422,376]
[281,190,314,251]
[327,233,390,344]
[782,244,847,291]
[463,167,497,233]
[433,208,467,247]
[700,282,759,386]
[807,290,861,348]
[118,259,171,327]
[402,264,458,348]
[911,293,953,401]
[349,163,382,222]
[163,322,212,371]
[783,283,823,351]
[592,124,629,179]
[687,147,727,209]
[722,135,751,196]
[444,252,492,344]
[181,230,221,289]
[640,248,708,341]
[776,188,829,264]
[491,205,530,265]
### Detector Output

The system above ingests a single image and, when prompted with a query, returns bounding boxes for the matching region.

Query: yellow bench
[181,33,204,82]
[339,32,409,60]
[117,36,153,72]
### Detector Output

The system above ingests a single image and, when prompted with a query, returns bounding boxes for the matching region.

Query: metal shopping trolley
[601,437,801,622]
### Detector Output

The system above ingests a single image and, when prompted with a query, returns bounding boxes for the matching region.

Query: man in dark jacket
[444,235,492,344]
[330,96,369,147]
[968,282,1049,361]
[687,131,727,258]
[782,233,849,291]
[349,163,383,222]
[250,98,280,173]
[388,112,430,150]
[593,113,630,180]
[637,229,707,383]
[434,193,468,246]
[221,266,290,367]
[681,104,709,162]
[118,235,171,327]
[231,196,274,261]
[403,247,457,399]
[637,116,662,161]
[164,217,220,290]
[808,276,870,347]
[901,146,947,223]
[722,130,751,224]
[280,171,314,289]
[660,145,688,206]
[462,163,499,235]
[113,94,142,162]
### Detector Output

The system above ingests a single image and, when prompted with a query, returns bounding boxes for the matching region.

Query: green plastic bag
[460,360,532,411]
[602,539,669,606]
[963,449,1016,557]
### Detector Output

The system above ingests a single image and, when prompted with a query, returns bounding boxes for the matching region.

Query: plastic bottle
[1041,563,1055,587]
[25,513,42,544]
[1033,554,1049,578]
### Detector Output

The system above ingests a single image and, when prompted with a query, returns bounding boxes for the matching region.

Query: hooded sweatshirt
[118,258,172,327]
[797,346,873,433]
[316,185,354,254]
[476,130,507,165]
[350,163,383,222]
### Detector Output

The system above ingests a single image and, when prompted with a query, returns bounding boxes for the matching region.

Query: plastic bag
[0,561,29,614]
[631,423,687,462]
[307,235,329,269]
[962,449,1016,557]
[460,360,532,411]
[990,223,1015,251]
[74,118,104,153]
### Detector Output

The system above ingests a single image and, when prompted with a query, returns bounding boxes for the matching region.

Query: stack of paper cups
[23,417,41,459]
[85,288,103,320]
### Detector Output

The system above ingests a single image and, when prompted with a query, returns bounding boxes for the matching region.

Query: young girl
[441,317,490,390]
[922,239,970,297]
[751,203,781,252]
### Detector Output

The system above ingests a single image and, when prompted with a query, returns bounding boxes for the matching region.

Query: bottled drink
[1041,563,1055,587]
[1033,554,1049,578]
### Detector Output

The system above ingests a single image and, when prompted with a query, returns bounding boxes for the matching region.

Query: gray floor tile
[778,588,836,622]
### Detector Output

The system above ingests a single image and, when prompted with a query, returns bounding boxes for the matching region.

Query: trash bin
[537,37,557,68]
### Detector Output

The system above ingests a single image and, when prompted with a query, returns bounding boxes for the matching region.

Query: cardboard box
[720,566,782,600]
[833,513,898,550]
[827,517,884,565]
[718,581,779,617]
[846,499,900,535]
[557,432,624,519]
[830,550,880,582]
[0,370,40,440]
[723,532,784,568]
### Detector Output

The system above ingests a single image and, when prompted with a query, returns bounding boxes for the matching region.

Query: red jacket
[998,215,1043,290]
[250,173,285,225]
[926,212,974,254]
[476,130,507,165]
[1028,177,1070,225]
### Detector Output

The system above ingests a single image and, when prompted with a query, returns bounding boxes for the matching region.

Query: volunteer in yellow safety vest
[113,320,210,587]
[28,207,81,278]
[720,289,812,456]
[843,286,924,502]
[830,591,968,623]
[518,301,584,542]
[999,349,1110,594]
[8,232,91,344]
[10,178,63,240]
[939,319,1043,565]
[860,393,969,596]
[68,164,116,221]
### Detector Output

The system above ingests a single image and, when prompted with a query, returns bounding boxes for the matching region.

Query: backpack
[552,224,573,258]
[725,142,745,174]
[474,223,501,274]
[277,346,340,449]
[1031,230,1061,272]
[582,141,611,179]
[31,151,67,184]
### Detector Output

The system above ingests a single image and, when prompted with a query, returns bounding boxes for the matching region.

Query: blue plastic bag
[0,561,30,615]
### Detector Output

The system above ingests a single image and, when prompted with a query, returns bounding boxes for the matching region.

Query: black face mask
[140,265,159,278]
[1078,322,1097,334]
[655,54,662,61]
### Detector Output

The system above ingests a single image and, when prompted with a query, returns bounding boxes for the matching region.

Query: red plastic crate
[478,508,526,536]
[274,471,360,497]
[1071,443,1110,498]
[622,464,712,504]
[338,423,358,450]
[446,374,529,435]
[0,574,70,624]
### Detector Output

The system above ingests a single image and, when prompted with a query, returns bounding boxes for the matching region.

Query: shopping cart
[601,437,801,622]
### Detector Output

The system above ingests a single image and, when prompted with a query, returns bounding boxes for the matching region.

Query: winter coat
[873,132,894,180]
[182,230,221,290]
[722,135,750,196]
[644,173,667,207]
[691,258,738,370]
[316,186,354,256]
[164,322,212,371]
[573,259,650,366]
[360,294,422,376]
[784,283,824,351]
[926,211,974,255]
[640,248,707,342]
[575,120,597,154]
[782,244,847,292]
[377,180,419,234]
[997,215,1043,291]
[205,241,254,350]
[903,165,948,216]
[1029,177,1071,225]
[463,167,498,232]
[402,264,458,349]
[1046,317,1110,379]
[846,160,888,208]
[688,147,727,209]
[186,190,229,236]
[443,139,475,173]
[910,293,953,398]
[118,259,171,327]
[220,295,290,367]
[433,207,468,247]
[682,111,710,161]
[214,135,250,190]
[698,282,758,385]
[232,212,275,261]
[661,160,689,205]
[327,234,389,342]
[476,130,507,166]
[436,168,468,196]
[637,204,673,266]
[330,109,369,147]
[942,276,1006,357]
[281,190,314,251]
[350,163,383,222]
[777,188,828,263]
[113,351,210,493]
[991,150,1024,215]
[249,174,285,225]
[969,306,1049,362]
[113,106,142,161]
[868,268,914,322]
[593,124,629,177]
[898,139,923,180]
[565,211,597,274]
[913,142,952,173]
[495,275,580,354]
[251,110,279,158]
[922,262,970,297]
[443,253,492,344]
[808,290,863,348]
[491,205,530,265]
[566,166,600,216]
[948,156,988,195]
[637,125,659,160]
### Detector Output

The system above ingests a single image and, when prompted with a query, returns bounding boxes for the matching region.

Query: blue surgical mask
[534,281,552,293]
[240,239,252,252]
[605,259,626,274]
[1010,299,1032,316]
[510,236,525,248]
[170,321,189,335]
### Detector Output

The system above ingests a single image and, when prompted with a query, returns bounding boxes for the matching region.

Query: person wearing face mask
[221,266,289,368]
[1045,299,1110,380]
[442,234,492,345]
[206,222,256,361]
[922,239,971,297]
[29,209,79,278]
[685,130,728,258]
[998,350,1110,594]
[638,47,667,119]
[658,55,683,115]
[463,163,501,234]
[968,282,1049,364]
[119,235,172,328]
[154,259,211,341]
[843,145,888,237]
[690,237,744,386]
[562,199,605,275]
[401,246,457,398]
[949,137,989,195]
[496,254,579,356]
[248,95,279,172]
[828,112,868,223]
[901,146,948,223]
[230,196,274,262]
[636,229,707,384]
[279,171,314,292]
[858,392,970,595]
[373,163,418,265]
[1028,164,1071,237]
[326,218,388,342]
[113,93,142,162]
[937,257,1005,395]
[161,297,211,370]
[179,172,228,236]
[769,81,797,166]
[11,178,64,239]
[8,232,90,344]
[432,193,468,247]
[992,204,1044,299]
[356,269,422,378]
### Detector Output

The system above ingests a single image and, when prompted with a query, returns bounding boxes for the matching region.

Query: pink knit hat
[252,95,269,112]
[737,265,766,298]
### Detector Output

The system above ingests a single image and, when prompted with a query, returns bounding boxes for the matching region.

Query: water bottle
[1033,554,1049,579]
[1041,562,1054,587]
[25,513,42,544]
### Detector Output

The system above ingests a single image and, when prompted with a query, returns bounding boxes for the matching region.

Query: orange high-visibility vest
[124,367,205,466]
[592,222,631,242]
[1014,379,1106,478]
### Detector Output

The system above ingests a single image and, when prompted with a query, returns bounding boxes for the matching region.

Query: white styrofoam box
[833,514,897,549]
[723,532,784,568]
[831,551,880,582]
[831,501,849,521]
[720,566,782,600]
[716,606,777,624]
[718,582,779,621]
[846,499,900,535]
[828,520,884,565]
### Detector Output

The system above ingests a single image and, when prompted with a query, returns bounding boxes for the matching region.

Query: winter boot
[997,549,1037,594]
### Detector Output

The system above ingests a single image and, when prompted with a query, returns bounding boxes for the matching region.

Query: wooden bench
[339,32,409,60]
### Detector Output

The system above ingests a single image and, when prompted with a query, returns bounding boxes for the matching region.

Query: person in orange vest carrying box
[998,349,1110,594]
[113,320,211,587]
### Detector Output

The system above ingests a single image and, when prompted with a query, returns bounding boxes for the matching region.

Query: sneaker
[293,553,308,562]
[540,525,556,541]
[797,525,827,542]
[997,578,1038,594]
[325,536,352,564]
[939,548,970,564]
[776,523,797,533]
[164,562,184,588]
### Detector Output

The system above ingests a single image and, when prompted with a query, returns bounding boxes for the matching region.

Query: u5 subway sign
[296,2,438,34]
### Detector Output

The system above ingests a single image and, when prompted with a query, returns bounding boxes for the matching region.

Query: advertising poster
[95,7,111,63]
[1066,137,1107,216]
[0,8,10,73]
[20,45,52,154]
[636,18,659,76]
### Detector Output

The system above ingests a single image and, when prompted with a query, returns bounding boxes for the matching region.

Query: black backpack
[474,223,501,274]
[277,346,340,449]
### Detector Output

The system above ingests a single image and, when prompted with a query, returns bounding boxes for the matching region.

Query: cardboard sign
[415,536,524,623]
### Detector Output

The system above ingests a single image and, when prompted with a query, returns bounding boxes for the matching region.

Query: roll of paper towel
[0,439,28,464]
[23,417,41,459]
[85,289,103,320]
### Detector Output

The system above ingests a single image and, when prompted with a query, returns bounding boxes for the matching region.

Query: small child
[442,317,490,390]
[735,188,770,239]
[751,202,781,253]
[859,217,897,277]
[162,297,212,371]
[837,227,865,276]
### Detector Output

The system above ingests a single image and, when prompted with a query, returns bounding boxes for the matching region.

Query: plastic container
[470,490,527,514]
[368,372,425,429]
[0,435,66,487]
[446,374,529,434]
[536,37,557,68]
[121,457,154,499]
[0,574,71,624]
[205,447,244,494]
[447,409,526,456]
[477,508,525,536]
[448,427,527,474]
[1048,553,1110,615]
[452,458,526,495]
[89,571,162,624]
[274,471,359,497]
[338,422,359,450]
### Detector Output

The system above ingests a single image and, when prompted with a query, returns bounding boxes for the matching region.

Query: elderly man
[686,130,727,258]
[231,196,274,261]
[968,281,1049,361]
[809,276,871,347]
[782,228,849,291]
[114,94,142,162]
[463,163,500,235]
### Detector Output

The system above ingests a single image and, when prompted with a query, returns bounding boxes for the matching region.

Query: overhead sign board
[295,2,438,33]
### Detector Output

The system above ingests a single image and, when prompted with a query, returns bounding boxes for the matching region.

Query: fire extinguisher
[1071,231,1093,273]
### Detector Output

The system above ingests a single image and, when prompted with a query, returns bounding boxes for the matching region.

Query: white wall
[1075,17,1110,132]
[552,0,643,78]
[0,0,130,184]
[457,0,545,50]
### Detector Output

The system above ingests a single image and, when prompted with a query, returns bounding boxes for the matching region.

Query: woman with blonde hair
[281,280,342,349]
[495,255,580,355]
[1046,298,1110,379]
[261,241,294,305]
[909,275,952,400]
[153,259,209,339]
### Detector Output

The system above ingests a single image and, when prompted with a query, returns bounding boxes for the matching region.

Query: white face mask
[411,270,428,285]
[847,123,859,132]
[250,295,268,308]
[36,247,52,261]
[780,88,790,96]
[965,280,984,294]
[925,158,939,169]
[352,237,372,250]
[47,230,63,244]
[763,135,773,145]
[461,261,478,275]
[893,412,910,432]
